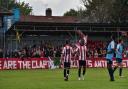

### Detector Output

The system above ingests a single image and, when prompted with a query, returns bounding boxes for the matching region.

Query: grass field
[0,68,128,89]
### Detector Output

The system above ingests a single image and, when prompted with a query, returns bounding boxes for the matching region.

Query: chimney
[46,8,52,16]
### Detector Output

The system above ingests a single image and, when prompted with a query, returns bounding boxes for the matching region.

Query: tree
[81,0,113,23]
[63,8,87,22]
[63,9,78,16]
[111,0,128,23]
[63,0,113,23]
[16,1,32,15]
[64,0,128,23]
[81,0,128,23]
[0,0,32,15]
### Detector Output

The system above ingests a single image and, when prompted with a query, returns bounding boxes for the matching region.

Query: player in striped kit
[75,30,87,80]
[61,40,73,81]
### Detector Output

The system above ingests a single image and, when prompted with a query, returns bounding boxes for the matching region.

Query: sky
[19,0,83,16]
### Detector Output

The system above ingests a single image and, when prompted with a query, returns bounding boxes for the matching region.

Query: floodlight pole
[3,21,5,58]
[117,28,120,41]
[14,25,18,50]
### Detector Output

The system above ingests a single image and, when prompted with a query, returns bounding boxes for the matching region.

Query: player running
[75,30,87,80]
[113,39,124,77]
[61,40,73,81]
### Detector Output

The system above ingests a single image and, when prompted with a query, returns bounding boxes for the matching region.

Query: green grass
[0,68,128,89]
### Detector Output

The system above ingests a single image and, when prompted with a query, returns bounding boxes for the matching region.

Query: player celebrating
[75,30,87,80]
[61,40,73,81]
[113,39,124,77]
[106,35,116,81]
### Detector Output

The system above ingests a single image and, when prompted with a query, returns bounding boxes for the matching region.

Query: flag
[16,31,20,43]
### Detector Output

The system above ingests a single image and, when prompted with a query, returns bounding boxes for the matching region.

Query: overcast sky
[19,0,82,16]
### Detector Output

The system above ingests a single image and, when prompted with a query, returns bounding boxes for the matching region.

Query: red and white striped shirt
[62,45,73,62]
[76,45,87,61]
[75,36,87,61]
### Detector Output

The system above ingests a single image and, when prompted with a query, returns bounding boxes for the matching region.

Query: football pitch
[0,68,128,89]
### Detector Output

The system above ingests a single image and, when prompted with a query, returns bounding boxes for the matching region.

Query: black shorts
[79,60,86,67]
[106,59,113,65]
[116,58,122,63]
[64,62,70,69]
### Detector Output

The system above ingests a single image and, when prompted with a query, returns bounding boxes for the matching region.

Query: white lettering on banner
[113,61,117,67]
[0,61,1,69]
[43,61,48,67]
[8,61,13,69]
[13,61,17,69]
[101,61,107,67]
[94,61,107,68]
[27,61,31,69]
[123,60,128,67]
[87,60,92,67]
[104,61,107,67]
[22,61,30,69]
[71,60,78,67]
[3,61,8,69]
[1,58,128,70]
[94,61,101,67]
[123,62,126,67]
[125,60,128,67]
[39,61,45,68]
[3,61,17,69]
[32,61,38,69]
[18,61,22,69]
[112,60,128,67]
[32,60,47,69]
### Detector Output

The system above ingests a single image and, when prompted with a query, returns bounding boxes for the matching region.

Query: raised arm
[75,30,88,44]
[75,30,85,38]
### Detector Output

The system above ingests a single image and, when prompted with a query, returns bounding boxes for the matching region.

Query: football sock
[83,67,86,76]
[67,69,69,75]
[64,69,66,77]
[113,66,118,72]
[119,68,122,76]
[78,68,81,77]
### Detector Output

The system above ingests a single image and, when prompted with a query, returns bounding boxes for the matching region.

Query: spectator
[94,50,98,58]
[98,48,103,57]
[33,47,41,58]
[5,50,10,58]
[13,50,20,58]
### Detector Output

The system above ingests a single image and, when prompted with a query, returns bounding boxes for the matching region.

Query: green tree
[81,0,128,23]
[0,0,32,15]
[111,0,128,23]
[16,1,32,15]
[81,0,113,23]
[63,9,78,16]
[63,0,128,23]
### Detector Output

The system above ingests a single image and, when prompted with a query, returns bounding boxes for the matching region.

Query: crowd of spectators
[0,40,128,58]
[0,42,61,59]
[87,40,107,58]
